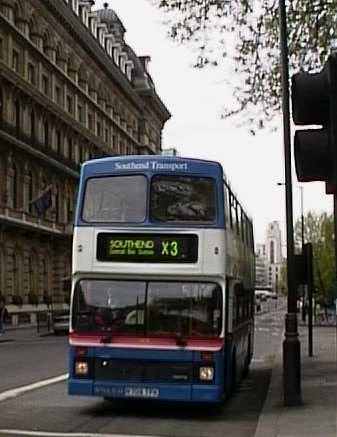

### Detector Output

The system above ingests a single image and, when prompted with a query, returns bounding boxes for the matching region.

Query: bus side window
[224,184,230,228]
[228,191,232,229]
[249,222,254,250]
[245,216,250,248]
[233,284,244,327]
[240,208,245,243]
[229,191,235,230]
[235,202,240,237]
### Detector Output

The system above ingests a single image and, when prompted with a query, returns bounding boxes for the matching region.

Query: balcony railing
[0,205,73,237]
[0,120,80,173]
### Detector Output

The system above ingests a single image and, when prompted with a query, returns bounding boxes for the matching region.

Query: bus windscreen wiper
[175,332,187,347]
[100,334,113,344]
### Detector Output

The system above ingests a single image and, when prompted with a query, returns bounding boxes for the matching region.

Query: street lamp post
[277,183,305,313]
[279,0,302,406]
[299,186,307,322]
[277,183,304,248]
[299,186,304,249]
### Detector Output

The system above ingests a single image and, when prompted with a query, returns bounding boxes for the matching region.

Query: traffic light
[292,53,337,191]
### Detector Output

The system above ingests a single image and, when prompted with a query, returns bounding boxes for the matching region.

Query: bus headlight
[75,361,89,376]
[199,366,214,381]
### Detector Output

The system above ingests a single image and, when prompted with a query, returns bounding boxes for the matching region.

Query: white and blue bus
[68,155,255,404]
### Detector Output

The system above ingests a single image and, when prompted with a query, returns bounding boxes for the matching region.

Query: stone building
[0,0,170,309]
[255,243,268,289]
[255,221,283,294]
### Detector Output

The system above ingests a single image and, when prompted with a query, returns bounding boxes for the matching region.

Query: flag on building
[32,185,52,217]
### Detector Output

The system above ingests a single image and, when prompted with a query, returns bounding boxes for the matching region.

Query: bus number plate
[125,387,160,398]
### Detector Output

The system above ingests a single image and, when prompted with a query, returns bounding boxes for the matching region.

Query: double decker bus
[68,155,255,404]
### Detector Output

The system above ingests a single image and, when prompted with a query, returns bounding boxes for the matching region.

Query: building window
[12,49,19,72]
[105,128,108,143]
[79,145,85,162]
[28,171,33,214]
[28,63,35,85]
[28,255,35,293]
[270,240,275,264]
[68,137,73,160]
[12,252,21,297]
[44,120,49,146]
[67,95,73,114]
[96,121,101,137]
[42,75,49,95]
[78,105,83,123]
[15,99,20,131]
[11,164,18,209]
[0,248,5,295]
[56,130,61,154]
[55,190,59,223]
[67,197,73,223]
[0,88,3,125]
[30,110,35,140]
[88,113,93,130]
[42,258,49,294]
[0,38,3,60]
[55,86,61,105]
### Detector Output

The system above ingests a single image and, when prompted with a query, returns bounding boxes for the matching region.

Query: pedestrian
[0,297,8,335]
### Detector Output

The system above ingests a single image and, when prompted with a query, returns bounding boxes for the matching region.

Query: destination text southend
[114,161,188,171]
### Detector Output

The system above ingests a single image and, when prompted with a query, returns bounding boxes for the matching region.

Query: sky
[95,0,333,246]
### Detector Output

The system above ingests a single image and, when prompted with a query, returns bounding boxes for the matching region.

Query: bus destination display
[96,233,198,263]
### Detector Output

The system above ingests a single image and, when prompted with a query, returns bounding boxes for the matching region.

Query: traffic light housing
[292,53,337,191]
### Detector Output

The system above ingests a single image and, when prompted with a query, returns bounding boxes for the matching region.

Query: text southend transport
[113,161,188,171]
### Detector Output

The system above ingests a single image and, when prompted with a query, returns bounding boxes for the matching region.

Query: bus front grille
[94,359,193,383]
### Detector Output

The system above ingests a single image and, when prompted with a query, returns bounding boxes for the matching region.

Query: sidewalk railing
[36,310,53,334]
[6,304,69,331]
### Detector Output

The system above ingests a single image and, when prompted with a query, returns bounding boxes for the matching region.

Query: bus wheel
[243,337,251,378]
[230,352,237,396]
[104,397,117,404]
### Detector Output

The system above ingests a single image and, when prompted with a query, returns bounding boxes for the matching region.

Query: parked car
[52,311,70,334]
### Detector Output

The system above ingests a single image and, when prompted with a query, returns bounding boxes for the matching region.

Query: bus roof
[81,155,224,178]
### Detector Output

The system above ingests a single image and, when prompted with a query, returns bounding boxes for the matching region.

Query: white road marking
[0,431,161,437]
[0,374,68,403]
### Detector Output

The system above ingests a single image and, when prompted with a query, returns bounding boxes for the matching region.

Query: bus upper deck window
[82,175,147,223]
[150,176,216,223]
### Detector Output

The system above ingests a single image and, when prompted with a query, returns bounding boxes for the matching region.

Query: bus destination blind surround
[96,233,198,263]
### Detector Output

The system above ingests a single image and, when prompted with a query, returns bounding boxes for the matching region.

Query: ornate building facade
[255,221,283,293]
[0,0,170,308]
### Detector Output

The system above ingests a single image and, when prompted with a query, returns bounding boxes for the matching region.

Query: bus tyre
[230,352,237,396]
[243,336,251,378]
[104,397,120,408]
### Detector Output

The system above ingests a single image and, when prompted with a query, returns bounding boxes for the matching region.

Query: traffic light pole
[279,0,302,406]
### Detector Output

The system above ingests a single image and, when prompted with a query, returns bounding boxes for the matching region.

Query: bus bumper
[68,379,223,403]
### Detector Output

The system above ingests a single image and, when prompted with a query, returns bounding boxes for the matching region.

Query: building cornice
[44,0,144,111]
[44,0,171,123]
[139,88,171,123]
[0,15,140,147]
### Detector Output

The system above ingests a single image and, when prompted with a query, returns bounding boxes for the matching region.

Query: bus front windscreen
[72,280,222,338]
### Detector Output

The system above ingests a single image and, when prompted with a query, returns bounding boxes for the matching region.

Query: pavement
[0,324,52,342]
[255,323,337,437]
